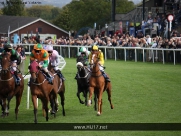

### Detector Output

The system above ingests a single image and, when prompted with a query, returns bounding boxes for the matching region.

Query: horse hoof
[51,111,55,115]
[97,112,101,116]
[87,100,91,106]
[87,104,91,107]
[80,101,84,104]
[1,114,5,118]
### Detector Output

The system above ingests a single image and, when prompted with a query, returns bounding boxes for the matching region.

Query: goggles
[5,49,11,52]
[34,50,41,53]
[48,51,53,53]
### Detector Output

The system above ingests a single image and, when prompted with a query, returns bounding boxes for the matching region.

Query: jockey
[30,44,53,84]
[78,46,90,66]
[1,43,21,85]
[89,45,110,82]
[45,45,65,81]
[75,47,90,80]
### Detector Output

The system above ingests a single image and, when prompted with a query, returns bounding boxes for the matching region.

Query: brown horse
[87,51,114,115]
[29,60,58,123]
[0,53,24,119]
[48,64,65,116]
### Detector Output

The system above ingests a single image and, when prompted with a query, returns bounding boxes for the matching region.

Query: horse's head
[0,53,11,74]
[29,60,39,81]
[76,62,84,72]
[89,51,100,69]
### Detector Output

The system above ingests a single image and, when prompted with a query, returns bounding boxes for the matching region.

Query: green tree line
[1,0,135,32]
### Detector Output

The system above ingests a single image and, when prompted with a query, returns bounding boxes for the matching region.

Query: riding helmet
[46,45,53,51]
[92,45,98,50]
[79,47,86,53]
[4,43,12,50]
[33,44,43,50]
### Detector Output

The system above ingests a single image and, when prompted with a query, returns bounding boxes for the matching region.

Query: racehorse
[0,53,24,119]
[87,51,114,115]
[76,56,98,110]
[29,60,58,123]
[76,55,91,105]
[48,64,65,116]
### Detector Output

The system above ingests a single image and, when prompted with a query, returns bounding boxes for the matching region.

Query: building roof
[0,15,68,34]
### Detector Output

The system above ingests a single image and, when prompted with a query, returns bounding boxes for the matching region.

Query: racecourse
[1,57,181,136]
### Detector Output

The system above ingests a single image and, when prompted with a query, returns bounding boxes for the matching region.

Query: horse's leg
[97,89,104,116]
[32,95,38,124]
[41,100,45,117]
[50,93,57,118]
[100,99,103,114]
[14,92,23,120]
[84,89,88,106]
[87,87,94,106]
[59,92,65,116]
[94,91,97,111]
[44,99,49,121]
[77,87,84,104]
[0,99,3,113]
[106,84,114,109]
[1,99,6,117]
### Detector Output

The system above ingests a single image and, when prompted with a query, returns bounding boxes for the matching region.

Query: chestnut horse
[0,53,24,119]
[29,60,58,123]
[87,51,114,115]
[48,64,65,116]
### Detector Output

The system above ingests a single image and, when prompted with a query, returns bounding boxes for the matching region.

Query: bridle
[29,62,46,86]
[90,53,102,77]
[77,65,90,79]
[0,54,13,81]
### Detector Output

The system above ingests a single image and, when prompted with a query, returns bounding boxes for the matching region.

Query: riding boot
[56,70,65,81]
[101,71,110,82]
[45,72,53,85]
[14,71,20,86]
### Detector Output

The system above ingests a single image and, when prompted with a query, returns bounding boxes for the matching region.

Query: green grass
[1,58,181,136]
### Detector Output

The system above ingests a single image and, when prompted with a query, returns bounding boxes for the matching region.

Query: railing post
[114,48,116,61]
[174,50,175,65]
[143,48,145,62]
[135,48,137,62]
[124,48,126,61]
[68,46,70,58]
[162,49,165,64]
[105,48,107,60]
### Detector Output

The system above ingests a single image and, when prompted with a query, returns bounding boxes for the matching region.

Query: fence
[22,44,181,65]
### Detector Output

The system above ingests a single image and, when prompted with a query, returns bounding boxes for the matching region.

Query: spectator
[16,45,26,74]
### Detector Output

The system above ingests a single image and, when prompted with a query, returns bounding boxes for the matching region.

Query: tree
[26,5,61,22]
[2,0,26,16]
[53,0,135,32]
[0,9,3,15]
[52,6,70,31]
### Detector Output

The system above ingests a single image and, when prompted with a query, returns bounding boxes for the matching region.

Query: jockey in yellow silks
[88,45,110,82]
[30,43,53,84]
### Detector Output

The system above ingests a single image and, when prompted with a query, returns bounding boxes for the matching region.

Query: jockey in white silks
[45,45,65,81]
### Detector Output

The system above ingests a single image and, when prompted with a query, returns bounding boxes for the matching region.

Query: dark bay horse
[29,60,58,123]
[76,61,91,105]
[0,53,24,119]
[87,52,114,115]
[48,64,65,116]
